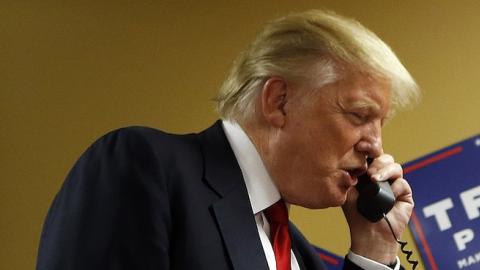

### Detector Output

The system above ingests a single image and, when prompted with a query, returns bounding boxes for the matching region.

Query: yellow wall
[2,1,479,269]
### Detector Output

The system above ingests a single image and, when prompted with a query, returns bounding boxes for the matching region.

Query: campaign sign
[403,134,480,270]
[314,246,344,270]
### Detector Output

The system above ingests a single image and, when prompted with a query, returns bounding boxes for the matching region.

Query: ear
[260,77,288,128]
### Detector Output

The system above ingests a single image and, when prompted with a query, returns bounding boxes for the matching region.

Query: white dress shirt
[221,120,399,270]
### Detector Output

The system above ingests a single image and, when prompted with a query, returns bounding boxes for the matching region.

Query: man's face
[267,70,391,209]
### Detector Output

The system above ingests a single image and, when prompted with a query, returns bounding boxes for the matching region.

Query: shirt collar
[222,120,281,214]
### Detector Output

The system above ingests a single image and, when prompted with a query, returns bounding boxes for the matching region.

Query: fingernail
[372,173,382,181]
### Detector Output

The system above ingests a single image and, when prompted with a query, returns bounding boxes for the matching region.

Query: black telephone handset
[356,159,395,222]
[355,159,418,269]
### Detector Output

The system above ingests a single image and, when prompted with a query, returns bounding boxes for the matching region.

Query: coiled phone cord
[383,213,418,270]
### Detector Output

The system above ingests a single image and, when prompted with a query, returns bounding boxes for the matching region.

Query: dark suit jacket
[36,121,369,270]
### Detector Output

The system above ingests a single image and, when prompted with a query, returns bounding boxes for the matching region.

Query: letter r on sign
[460,185,480,220]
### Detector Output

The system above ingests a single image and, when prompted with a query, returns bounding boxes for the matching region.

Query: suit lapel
[212,187,270,270]
[198,121,269,270]
[290,230,307,270]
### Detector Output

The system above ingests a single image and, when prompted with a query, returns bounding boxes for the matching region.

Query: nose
[354,122,383,158]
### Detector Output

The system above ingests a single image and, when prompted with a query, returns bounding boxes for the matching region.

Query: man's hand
[342,154,414,265]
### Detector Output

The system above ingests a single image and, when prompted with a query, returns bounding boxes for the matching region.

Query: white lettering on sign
[457,250,480,269]
[423,198,454,231]
[460,186,480,220]
[454,228,475,251]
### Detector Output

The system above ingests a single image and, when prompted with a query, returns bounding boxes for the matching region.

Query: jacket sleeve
[36,127,172,270]
[290,222,404,270]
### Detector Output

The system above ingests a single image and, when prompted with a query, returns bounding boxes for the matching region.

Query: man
[37,10,420,270]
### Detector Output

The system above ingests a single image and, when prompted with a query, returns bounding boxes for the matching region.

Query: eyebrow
[348,99,381,111]
[347,98,393,123]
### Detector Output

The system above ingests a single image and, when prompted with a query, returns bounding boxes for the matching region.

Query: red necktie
[264,200,291,270]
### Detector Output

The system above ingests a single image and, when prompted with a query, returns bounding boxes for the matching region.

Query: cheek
[330,124,363,155]
[288,128,341,171]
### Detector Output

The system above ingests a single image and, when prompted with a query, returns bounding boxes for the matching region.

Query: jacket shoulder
[94,125,197,149]
[87,126,201,161]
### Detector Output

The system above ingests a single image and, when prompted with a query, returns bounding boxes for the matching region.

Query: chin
[333,195,349,207]
[281,181,348,209]
[314,192,348,209]
[289,194,346,209]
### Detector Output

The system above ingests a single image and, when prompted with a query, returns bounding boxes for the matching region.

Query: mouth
[342,167,367,187]
[339,171,357,190]
[347,168,367,178]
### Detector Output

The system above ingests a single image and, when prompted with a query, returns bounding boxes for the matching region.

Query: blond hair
[216,10,420,122]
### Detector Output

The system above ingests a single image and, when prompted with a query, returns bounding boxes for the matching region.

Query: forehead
[301,60,391,101]
[332,71,391,111]
[291,63,392,117]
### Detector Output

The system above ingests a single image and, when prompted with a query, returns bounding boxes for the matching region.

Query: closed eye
[348,112,368,124]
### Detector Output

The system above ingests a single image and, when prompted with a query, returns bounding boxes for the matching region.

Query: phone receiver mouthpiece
[356,158,395,222]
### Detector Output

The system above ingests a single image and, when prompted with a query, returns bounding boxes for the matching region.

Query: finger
[390,177,414,205]
[367,154,394,175]
[371,162,403,181]
[375,154,394,165]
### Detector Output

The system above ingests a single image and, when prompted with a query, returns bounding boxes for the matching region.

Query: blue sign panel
[314,246,344,270]
[403,135,480,270]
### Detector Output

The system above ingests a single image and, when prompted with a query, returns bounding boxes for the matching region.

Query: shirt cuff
[347,250,400,270]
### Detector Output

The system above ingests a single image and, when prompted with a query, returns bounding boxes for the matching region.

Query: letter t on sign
[423,198,454,231]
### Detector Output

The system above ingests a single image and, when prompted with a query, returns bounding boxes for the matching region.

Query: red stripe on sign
[411,211,439,270]
[403,146,463,174]
[318,253,340,266]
